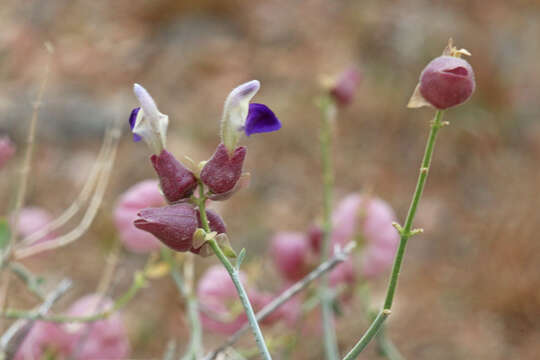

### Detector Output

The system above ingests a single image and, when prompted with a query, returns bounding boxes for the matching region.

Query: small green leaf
[236,248,246,269]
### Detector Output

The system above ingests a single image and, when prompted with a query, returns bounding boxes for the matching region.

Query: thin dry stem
[13,124,121,259]
[19,128,113,246]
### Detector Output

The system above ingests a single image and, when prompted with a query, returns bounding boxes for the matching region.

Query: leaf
[236,248,246,269]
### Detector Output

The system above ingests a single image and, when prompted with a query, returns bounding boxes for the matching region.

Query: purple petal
[244,103,281,136]
[129,107,142,142]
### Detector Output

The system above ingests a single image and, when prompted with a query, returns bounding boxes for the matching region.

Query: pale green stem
[319,96,340,360]
[1,271,146,323]
[343,110,445,360]
[161,248,203,360]
[197,184,272,360]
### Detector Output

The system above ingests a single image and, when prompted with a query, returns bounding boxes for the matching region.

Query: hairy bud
[150,150,197,203]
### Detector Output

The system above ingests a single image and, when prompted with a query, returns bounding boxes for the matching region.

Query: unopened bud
[150,150,197,203]
[200,143,247,195]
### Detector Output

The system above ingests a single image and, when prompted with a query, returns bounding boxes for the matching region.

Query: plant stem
[1,271,146,323]
[197,184,272,360]
[318,96,340,360]
[205,242,356,360]
[162,249,203,360]
[343,110,445,360]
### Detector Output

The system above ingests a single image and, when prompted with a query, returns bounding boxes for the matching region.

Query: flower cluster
[127,81,281,255]
[197,265,299,334]
[16,294,129,360]
[271,194,399,290]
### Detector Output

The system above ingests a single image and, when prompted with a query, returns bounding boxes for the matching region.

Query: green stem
[1,271,146,323]
[197,184,272,360]
[162,248,203,360]
[343,110,444,360]
[319,96,340,360]
[376,325,404,360]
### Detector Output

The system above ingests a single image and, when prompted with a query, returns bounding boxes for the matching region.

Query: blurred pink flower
[113,180,164,253]
[15,321,72,360]
[329,67,361,106]
[0,136,15,170]
[64,294,130,360]
[13,207,56,244]
[270,232,312,282]
[332,194,399,278]
[197,265,251,334]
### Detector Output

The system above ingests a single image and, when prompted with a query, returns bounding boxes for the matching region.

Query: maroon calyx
[151,150,197,203]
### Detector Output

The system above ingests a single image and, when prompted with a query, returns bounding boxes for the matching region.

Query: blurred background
[1,0,540,359]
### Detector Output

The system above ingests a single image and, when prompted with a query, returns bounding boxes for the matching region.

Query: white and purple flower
[220,80,281,153]
[129,84,169,154]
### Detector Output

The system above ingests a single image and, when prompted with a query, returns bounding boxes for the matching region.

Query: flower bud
[271,232,312,282]
[114,180,164,253]
[200,143,247,195]
[329,67,361,106]
[150,150,197,203]
[64,294,130,360]
[134,204,198,252]
[0,136,15,170]
[409,55,475,110]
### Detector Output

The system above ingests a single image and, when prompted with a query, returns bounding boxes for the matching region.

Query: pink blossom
[0,136,15,169]
[332,194,399,278]
[14,207,56,244]
[15,321,72,360]
[113,180,164,253]
[270,232,312,282]
[329,67,361,106]
[64,294,130,360]
[197,265,250,334]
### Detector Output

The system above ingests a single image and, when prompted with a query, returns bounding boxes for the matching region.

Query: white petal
[134,83,160,120]
[220,80,260,152]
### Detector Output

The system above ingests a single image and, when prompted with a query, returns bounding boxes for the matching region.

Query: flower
[220,80,281,153]
[129,84,169,154]
[408,40,475,110]
[113,180,164,253]
[64,294,130,360]
[270,232,313,282]
[150,150,197,203]
[200,143,247,195]
[329,67,361,106]
[332,193,399,278]
[13,207,57,244]
[134,204,198,252]
[197,265,253,334]
[0,136,15,170]
[15,321,72,360]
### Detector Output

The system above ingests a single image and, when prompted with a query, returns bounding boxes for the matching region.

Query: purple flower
[244,103,281,136]
[150,149,197,203]
[200,143,247,195]
[129,84,169,154]
[134,204,198,252]
[221,80,281,152]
